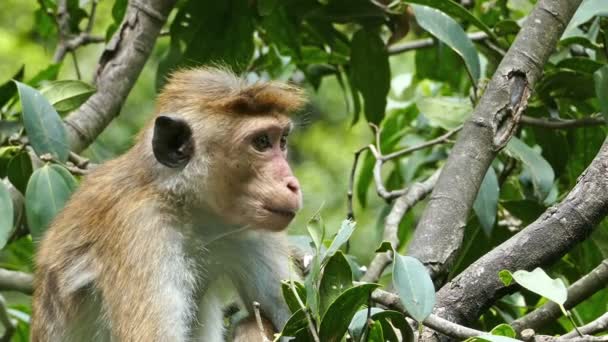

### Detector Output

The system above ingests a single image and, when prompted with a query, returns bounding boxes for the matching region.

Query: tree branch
[388,31,489,55]
[0,295,15,342]
[360,169,441,283]
[560,312,608,339]
[521,115,606,129]
[0,269,33,295]
[64,0,178,153]
[433,137,608,329]
[512,259,608,333]
[405,0,583,283]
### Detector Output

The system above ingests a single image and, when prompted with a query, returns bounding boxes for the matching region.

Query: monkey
[31,67,306,342]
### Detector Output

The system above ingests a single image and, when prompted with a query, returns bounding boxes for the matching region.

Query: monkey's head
[146,67,305,232]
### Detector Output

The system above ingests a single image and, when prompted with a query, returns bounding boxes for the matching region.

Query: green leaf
[318,283,380,342]
[257,0,279,15]
[27,64,61,88]
[512,268,567,305]
[25,164,77,239]
[393,254,435,321]
[367,320,384,342]
[324,219,356,259]
[375,241,393,253]
[14,81,69,162]
[306,211,325,252]
[563,0,608,39]
[490,324,516,337]
[557,57,604,74]
[260,5,301,59]
[0,66,24,108]
[404,0,498,42]
[349,309,414,342]
[493,20,520,36]
[411,4,480,84]
[593,64,608,121]
[498,270,513,286]
[348,308,384,341]
[350,29,390,124]
[319,251,352,316]
[356,149,374,208]
[504,137,555,201]
[305,254,321,320]
[7,152,33,194]
[416,96,472,129]
[0,181,14,249]
[473,167,499,236]
[281,280,307,314]
[281,309,308,336]
[40,80,96,113]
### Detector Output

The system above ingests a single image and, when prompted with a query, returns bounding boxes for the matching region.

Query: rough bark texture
[64,0,177,153]
[406,0,583,283]
[434,138,608,328]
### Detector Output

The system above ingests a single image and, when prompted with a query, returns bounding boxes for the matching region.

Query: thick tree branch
[64,0,178,153]
[360,169,440,283]
[433,137,608,329]
[0,269,33,295]
[512,259,608,333]
[406,0,583,283]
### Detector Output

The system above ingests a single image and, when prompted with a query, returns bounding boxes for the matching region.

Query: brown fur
[31,67,306,341]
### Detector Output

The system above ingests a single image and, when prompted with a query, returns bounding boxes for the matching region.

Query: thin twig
[521,115,606,129]
[388,31,489,55]
[71,51,82,80]
[346,146,370,221]
[252,302,271,342]
[361,169,441,283]
[382,126,462,161]
[560,312,608,339]
[0,295,15,342]
[85,0,98,33]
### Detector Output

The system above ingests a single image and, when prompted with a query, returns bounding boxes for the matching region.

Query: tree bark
[64,0,177,153]
[434,138,608,328]
[406,0,583,284]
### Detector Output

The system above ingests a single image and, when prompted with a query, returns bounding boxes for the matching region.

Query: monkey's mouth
[264,206,297,219]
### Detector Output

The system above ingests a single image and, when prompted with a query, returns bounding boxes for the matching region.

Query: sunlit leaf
[416,96,472,129]
[324,219,356,259]
[14,81,69,162]
[393,254,435,321]
[512,268,567,305]
[411,4,480,84]
[367,320,384,342]
[490,324,516,337]
[40,80,96,113]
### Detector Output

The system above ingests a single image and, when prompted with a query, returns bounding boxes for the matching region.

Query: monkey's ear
[152,115,194,168]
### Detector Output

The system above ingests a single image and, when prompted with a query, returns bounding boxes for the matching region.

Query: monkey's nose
[286,178,300,195]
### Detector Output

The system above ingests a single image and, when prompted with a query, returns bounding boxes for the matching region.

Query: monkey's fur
[31,67,305,341]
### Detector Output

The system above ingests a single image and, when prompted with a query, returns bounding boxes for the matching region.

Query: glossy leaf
[280,309,307,336]
[473,167,499,236]
[512,268,567,305]
[14,81,69,162]
[0,181,14,249]
[7,152,33,194]
[405,0,497,42]
[324,219,356,259]
[40,80,96,113]
[416,96,472,129]
[393,254,435,321]
[350,29,390,124]
[563,0,608,39]
[318,283,380,342]
[498,270,513,286]
[593,64,608,121]
[505,137,555,201]
[349,309,414,342]
[348,308,383,341]
[319,251,352,316]
[25,164,77,239]
[281,280,306,314]
[411,4,480,84]
[367,320,384,342]
[490,324,517,338]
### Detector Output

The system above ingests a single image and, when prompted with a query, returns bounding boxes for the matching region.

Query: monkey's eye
[279,134,288,151]
[252,134,272,151]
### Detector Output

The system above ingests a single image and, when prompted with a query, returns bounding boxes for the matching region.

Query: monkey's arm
[230,232,295,334]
